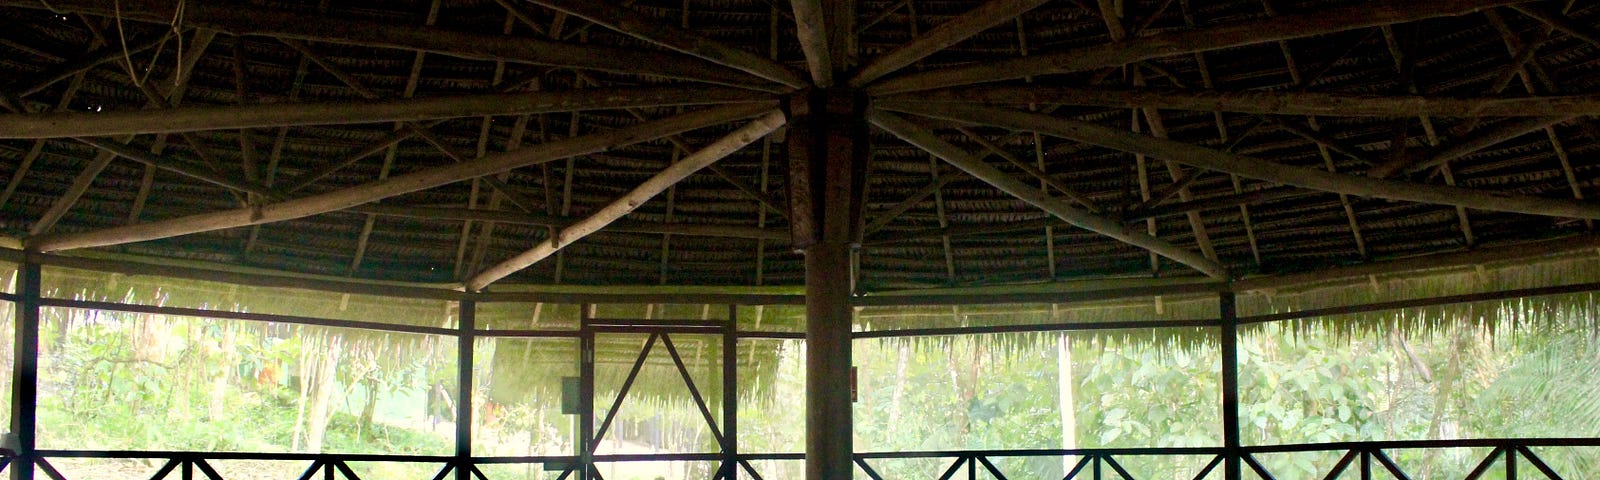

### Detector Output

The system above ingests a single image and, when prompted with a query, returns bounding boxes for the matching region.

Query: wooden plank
[866,0,1524,94]
[0,85,769,138]
[869,110,1230,279]
[520,0,806,88]
[887,86,1600,117]
[1,0,767,88]
[849,0,1052,86]
[465,110,786,290]
[885,103,1600,220]
[25,102,777,252]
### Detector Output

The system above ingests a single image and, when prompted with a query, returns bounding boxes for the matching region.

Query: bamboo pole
[0,86,770,139]
[791,0,835,86]
[518,0,806,88]
[849,0,1052,86]
[866,0,1524,94]
[25,103,777,253]
[466,110,786,290]
[885,103,1600,220]
[0,0,767,89]
[868,109,1230,279]
[886,86,1600,117]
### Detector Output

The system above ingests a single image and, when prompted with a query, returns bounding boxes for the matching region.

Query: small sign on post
[561,376,580,414]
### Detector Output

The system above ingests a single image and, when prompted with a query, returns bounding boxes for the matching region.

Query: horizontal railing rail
[9,438,1592,479]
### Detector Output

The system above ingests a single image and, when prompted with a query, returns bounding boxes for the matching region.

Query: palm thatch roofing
[1,0,1599,299]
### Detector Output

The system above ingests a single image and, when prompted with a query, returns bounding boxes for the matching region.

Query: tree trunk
[887,343,909,445]
[209,323,236,422]
[306,334,345,452]
[291,328,317,451]
[358,376,380,441]
[1057,333,1076,474]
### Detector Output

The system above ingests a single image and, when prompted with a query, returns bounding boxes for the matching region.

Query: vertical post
[1219,291,1241,480]
[723,304,738,479]
[1506,445,1517,480]
[10,261,39,480]
[455,300,475,480]
[578,304,596,480]
[789,88,868,480]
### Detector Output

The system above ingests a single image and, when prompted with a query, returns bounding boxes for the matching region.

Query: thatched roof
[0,0,1598,296]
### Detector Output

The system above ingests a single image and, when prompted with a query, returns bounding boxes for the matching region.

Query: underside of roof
[1,0,1598,293]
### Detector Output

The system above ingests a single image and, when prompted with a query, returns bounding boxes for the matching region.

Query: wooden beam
[1,0,769,89]
[466,110,785,290]
[866,0,1524,94]
[887,103,1600,220]
[1367,115,1574,178]
[791,0,835,86]
[8,32,170,98]
[887,86,1600,117]
[24,102,777,252]
[1511,3,1600,50]
[351,204,785,240]
[869,109,1230,279]
[0,85,770,139]
[955,127,1101,211]
[29,148,118,235]
[519,0,806,88]
[1231,234,1600,292]
[849,0,1052,86]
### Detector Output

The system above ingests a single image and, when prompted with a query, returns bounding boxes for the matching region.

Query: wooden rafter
[9,31,170,99]
[1,0,769,89]
[866,0,1526,94]
[0,85,770,139]
[888,86,1600,117]
[791,0,834,86]
[886,103,1600,220]
[1368,115,1575,178]
[849,0,1052,86]
[869,109,1230,279]
[25,103,777,252]
[351,204,785,241]
[466,110,786,290]
[519,0,806,88]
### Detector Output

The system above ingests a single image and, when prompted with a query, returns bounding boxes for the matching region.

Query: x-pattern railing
[0,439,1592,480]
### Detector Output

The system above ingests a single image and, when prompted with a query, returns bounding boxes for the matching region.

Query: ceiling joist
[866,0,1524,94]
[868,109,1231,280]
[849,0,1052,87]
[24,102,778,253]
[0,85,771,139]
[467,110,787,291]
[888,86,1600,117]
[521,0,807,88]
[887,103,1600,221]
[0,0,768,89]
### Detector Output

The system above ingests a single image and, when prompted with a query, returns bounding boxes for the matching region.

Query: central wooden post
[788,89,868,480]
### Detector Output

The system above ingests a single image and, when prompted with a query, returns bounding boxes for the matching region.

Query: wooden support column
[455,300,476,480]
[1220,291,1241,480]
[578,305,596,480]
[788,89,868,480]
[723,305,739,479]
[10,261,40,480]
